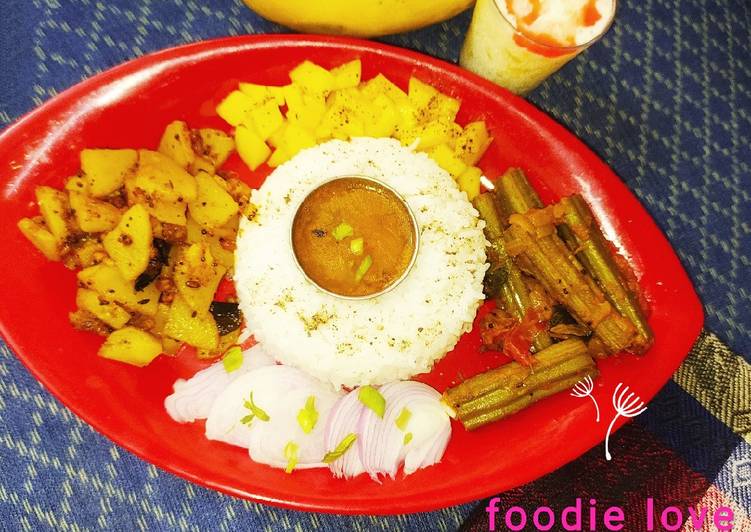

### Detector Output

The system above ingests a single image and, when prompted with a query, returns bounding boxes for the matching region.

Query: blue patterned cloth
[1,0,749,530]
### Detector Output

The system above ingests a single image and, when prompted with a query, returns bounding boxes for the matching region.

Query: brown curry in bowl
[291,177,418,298]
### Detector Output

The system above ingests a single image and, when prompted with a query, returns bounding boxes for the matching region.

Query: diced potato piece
[189,156,215,176]
[247,99,285,141]
[289,60,335,93]
[103,204,152,281]
[216,90,254,126]
[198,328,240,359]
[164,295,219,351]
[360,74,408,104]
[36,186,71,243]
[238,82,285,106]
[188,173,239,228]
[76,288,131,329]
[185,218,235,271]
[282,122,317,157]
[75,239,106,268]
[235,125,271,171]
[429,144,467,178]
[98,327,162,367]
[155,199,188,226]
[77,263,160,316]
[64,176,89,195]
[134,150,197,204]
[196,128,235,169]
[158,120,195,169]
[457,166,482,200]
[152,302,171,336]
[81,148,138,197]
[173,243,227,314]
[362,93,399,138]
[408,77,440,110]
[161,336,182,355]
[455,121,492,166]
[69,190,121,233]
[331,59,362,90]
[267,147,291,168]
[17,217,59,260]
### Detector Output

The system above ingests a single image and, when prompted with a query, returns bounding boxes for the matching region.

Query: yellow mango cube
[429,144,467,178]
[267,147,291,168]
[360,74,408,104]
[284,85,326,132]
[331,60,362,89]
[235,125,271,170]
[362,93,399,138]
[216,90,254,127]
[455,121,492,166]
[238,82,285,105]
[408,77,440,110]
[457,166,482,200]
[282,122,316,157]
[289,60,335,93]
[416,118,456,151]
[247,99,285,141]
[268,121,287,149]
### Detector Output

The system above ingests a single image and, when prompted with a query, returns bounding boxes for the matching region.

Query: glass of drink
[459,0,617,95]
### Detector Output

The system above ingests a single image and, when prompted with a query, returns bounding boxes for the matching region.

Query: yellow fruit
[235,125,271,170]
[242,0,474,38]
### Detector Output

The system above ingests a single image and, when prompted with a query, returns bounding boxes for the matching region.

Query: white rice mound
[234,137,487,389]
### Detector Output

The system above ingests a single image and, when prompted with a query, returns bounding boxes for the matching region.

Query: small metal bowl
[290,175,420,300]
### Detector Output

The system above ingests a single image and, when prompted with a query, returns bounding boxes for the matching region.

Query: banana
[243,0,475,38]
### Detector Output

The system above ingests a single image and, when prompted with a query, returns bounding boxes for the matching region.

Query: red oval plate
[0,35,703,514]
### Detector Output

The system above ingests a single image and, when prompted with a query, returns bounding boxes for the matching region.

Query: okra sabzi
[443,339,598,430]
[554,195,653,353]
[473,193,552,353]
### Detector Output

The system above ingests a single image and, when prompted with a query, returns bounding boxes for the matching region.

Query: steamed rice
[234,137,487,389]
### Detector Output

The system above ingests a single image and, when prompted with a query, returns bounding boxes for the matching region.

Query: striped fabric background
[1,0,749,530]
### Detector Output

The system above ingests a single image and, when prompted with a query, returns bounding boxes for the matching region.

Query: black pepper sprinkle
[312,228,326,237]
[191,311,197,318]
[137,298,150,305]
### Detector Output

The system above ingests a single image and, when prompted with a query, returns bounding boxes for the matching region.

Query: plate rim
[0,33,705,514]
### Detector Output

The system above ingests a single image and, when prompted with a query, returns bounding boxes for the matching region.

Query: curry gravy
[292,177,416,297]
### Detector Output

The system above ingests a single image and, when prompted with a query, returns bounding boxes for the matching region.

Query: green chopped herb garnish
[284,441,299,474]
[222,345,243,373]
[296,396,319,434]
[322,433,358,464]
[240,391,270,426]
[395,407,412,431]
[358,385,386,418]
[332,222,354,241]
[354,255,373,282]
[350,237,364,256]
[403,432,413,445]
